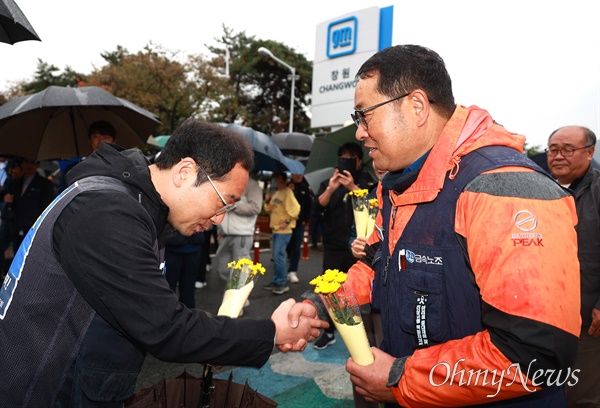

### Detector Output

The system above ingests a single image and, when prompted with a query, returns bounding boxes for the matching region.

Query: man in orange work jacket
[303,45,581,407]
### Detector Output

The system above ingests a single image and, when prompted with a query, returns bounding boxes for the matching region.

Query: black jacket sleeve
[53,191,275,367]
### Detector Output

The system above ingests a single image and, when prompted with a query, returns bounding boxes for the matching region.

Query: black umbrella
[125,371,277,408]
[219,123,289,173]
[0,0,40,44]
[0,86,161,161]
[272,132,315,157]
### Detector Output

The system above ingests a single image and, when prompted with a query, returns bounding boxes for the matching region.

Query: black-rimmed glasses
[350,93,410,130]
[197,163,236,216]
[545,145,593,157]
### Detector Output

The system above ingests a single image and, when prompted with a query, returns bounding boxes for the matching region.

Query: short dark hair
[338,142,363,161]
[88,120,117,139]
[154,119,254,185]
[7,157,23,169]
[356,45,456,119]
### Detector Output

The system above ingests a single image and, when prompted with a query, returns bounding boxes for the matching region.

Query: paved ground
[136,245,356,407]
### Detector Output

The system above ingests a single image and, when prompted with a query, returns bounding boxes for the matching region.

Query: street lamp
[258,46,297,133]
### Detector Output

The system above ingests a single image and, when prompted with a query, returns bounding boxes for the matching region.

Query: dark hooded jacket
[0,143,275,406]
[570,165,600,328]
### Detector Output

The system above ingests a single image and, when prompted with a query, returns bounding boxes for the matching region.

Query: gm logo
[327,16,357,59]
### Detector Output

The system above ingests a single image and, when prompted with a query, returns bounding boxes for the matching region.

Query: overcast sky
[2,0,599,150]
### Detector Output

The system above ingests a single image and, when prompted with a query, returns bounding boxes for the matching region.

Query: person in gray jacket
[215,176,263,281]
[547,125,600,407]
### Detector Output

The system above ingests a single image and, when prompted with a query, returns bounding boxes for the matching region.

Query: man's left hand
[346,347,397,403]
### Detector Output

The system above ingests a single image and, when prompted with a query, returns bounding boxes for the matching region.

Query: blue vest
[0,177,138,407]
[372,146,564,407]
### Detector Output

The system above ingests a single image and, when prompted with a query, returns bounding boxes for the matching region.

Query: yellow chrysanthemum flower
[227,258,265,276]
[348,189,369,198]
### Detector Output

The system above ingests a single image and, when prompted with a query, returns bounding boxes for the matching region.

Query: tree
[524,142,544,157]
[21,59,85,93]
[203,26,316,135]
[84,43,196,135]
[186,41,239,124]
[0,82,25,105]
[3,27,321,137]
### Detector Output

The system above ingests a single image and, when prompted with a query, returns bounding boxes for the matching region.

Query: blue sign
[327,16,357,59]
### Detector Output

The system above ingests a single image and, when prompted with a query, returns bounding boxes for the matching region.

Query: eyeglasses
[545,145,592,157]
[197,163,236,216]
[351,93,410,130]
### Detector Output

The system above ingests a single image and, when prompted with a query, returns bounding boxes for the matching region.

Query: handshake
[271,298,328,352]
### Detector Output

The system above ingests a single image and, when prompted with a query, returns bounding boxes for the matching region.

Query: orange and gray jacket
[347,105,581,407]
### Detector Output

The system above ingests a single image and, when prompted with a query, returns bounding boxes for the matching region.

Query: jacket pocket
[79,367,139,402]
[399,268,448,346]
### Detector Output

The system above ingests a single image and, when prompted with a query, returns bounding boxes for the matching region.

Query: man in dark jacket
[0,120,327,407]
[316,142,374,272]
[313,142,374,349]
[2,157,55,251]
[547,125,600,407]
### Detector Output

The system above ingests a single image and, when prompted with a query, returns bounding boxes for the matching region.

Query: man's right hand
[327,169,342,190]
[271,299,328,352]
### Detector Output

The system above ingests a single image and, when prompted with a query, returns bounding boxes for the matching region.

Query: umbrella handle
[201,363,214,408]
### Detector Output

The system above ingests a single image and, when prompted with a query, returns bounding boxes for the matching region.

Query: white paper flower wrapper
[320,287,374,366]
[332,318,374,365]
[353,208,370,238]
[217,281,254,318]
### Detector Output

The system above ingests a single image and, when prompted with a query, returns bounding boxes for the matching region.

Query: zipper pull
[391,207,398,230]
[383,256,391,287]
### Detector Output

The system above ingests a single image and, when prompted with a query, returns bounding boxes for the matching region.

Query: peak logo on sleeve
[511,210,543,247]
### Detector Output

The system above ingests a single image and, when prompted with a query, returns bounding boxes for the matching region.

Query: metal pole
[258,47,296,132]
[288,67,295,133]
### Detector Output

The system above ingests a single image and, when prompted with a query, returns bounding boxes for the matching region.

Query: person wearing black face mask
[313,142,375,350]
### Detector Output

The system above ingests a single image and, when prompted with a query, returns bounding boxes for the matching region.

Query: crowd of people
[0,43,597,408]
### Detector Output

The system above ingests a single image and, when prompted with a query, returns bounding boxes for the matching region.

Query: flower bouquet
[217,258,265,318]
[349,189,370,238]
[310,269,374,365]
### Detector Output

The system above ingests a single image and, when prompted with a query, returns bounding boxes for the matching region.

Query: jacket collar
[386,105,526,207]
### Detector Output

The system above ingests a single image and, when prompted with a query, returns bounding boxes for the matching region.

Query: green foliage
[21,59,85,93]
[524,142,544,157]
